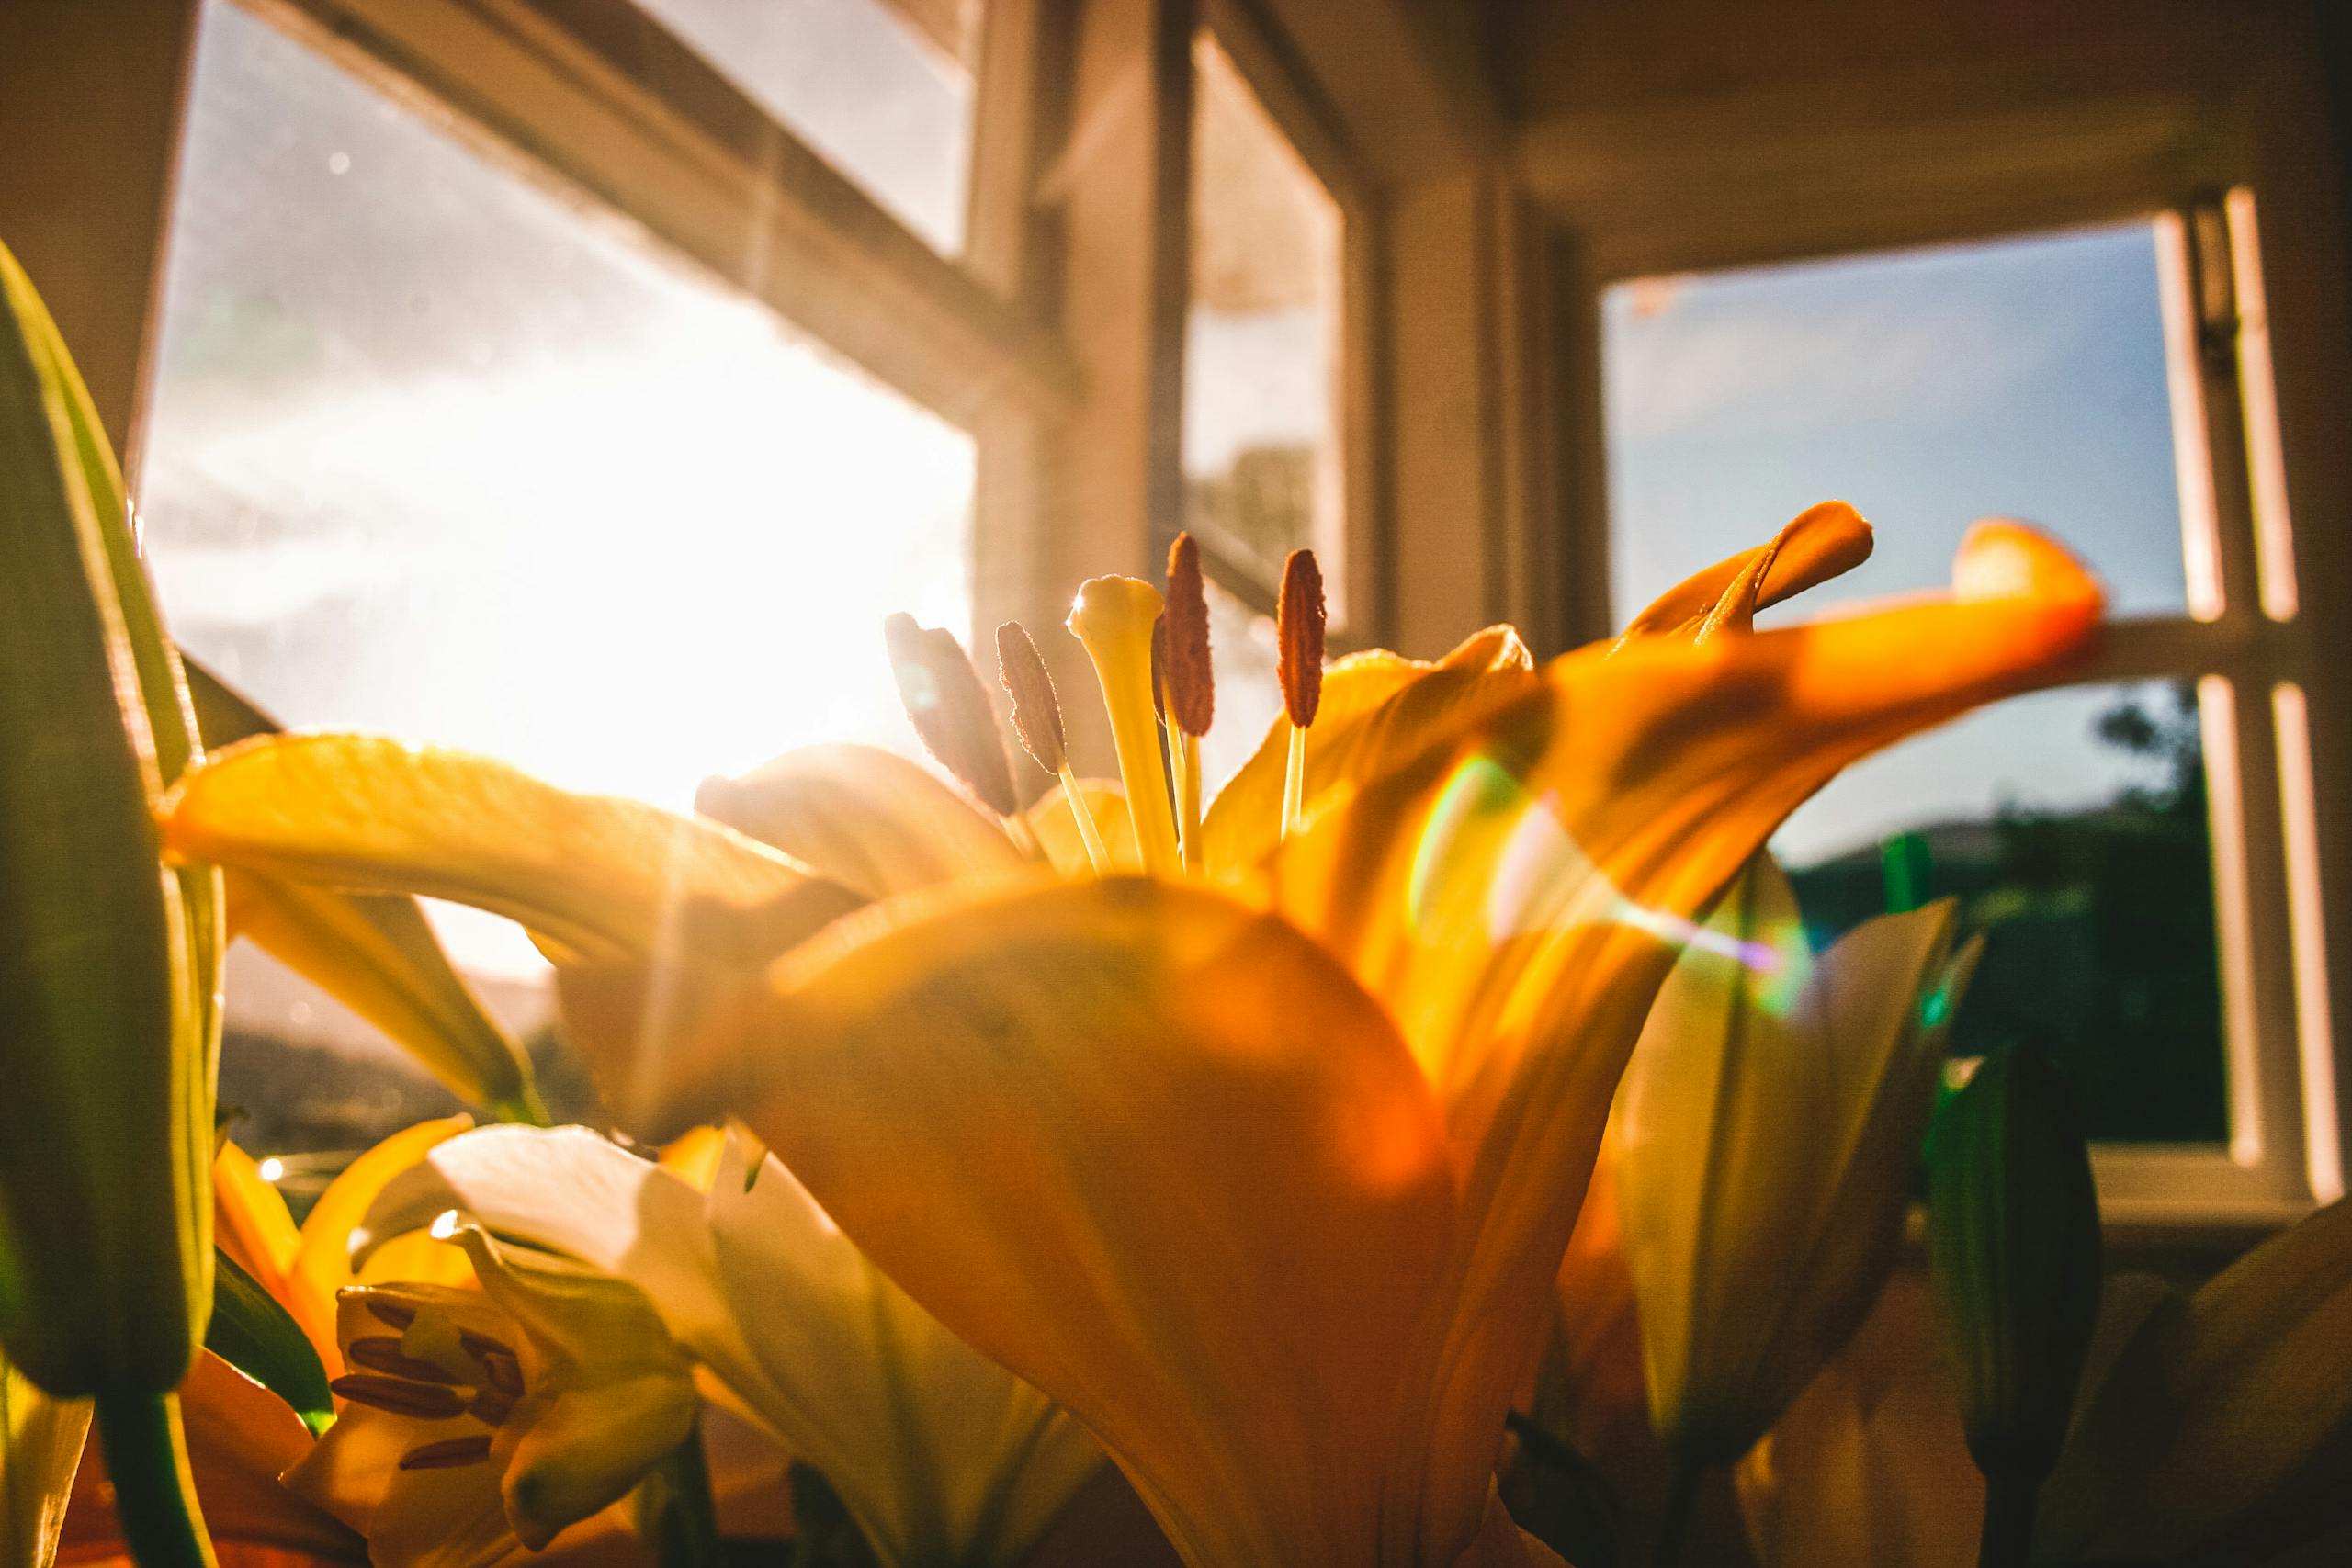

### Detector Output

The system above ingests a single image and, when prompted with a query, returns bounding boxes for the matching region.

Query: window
[633,0,978,254]
[1601,204,2332,1210]
[141,1,976,1173]
[1182,28,1347,615]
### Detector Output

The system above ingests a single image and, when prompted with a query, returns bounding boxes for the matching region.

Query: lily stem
[1651,1456,1703,1568]
[1976,1470,2040,1568]
[94,1389,217,1568]
[645,1420,725,1568]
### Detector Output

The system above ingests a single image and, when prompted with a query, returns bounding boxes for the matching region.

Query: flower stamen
[883,613,1020,819]
[331,1374,469,1419]
[1162,535,1213,870]
[399,1435,497,1472]
[346,1336,464,1384]
[1277,549,1326,840]
[360,1294,417,1332]
[997,621,1107,873]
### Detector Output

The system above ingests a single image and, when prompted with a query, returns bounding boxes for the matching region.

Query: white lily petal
[703,1131,1103,1566]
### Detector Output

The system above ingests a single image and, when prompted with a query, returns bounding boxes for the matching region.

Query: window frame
[1179,0,1382,645]
[1519,52,2351,1227]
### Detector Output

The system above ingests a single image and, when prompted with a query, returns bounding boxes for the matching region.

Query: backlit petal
[161,736,865,964]
[569,878,1460,1568]
[1202,626,1537,875]
[293,1117,472,1364]
[1027,778,1141,875]
[226,874,539,1119]
[696,742,1024,902]
[1615,502,1873,645]
[1258,519,2100,1555]
[360,1124,1102,1568]
[65,1351,363,1562]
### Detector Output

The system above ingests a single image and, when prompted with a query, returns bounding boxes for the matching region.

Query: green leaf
[205,1249,334,1437]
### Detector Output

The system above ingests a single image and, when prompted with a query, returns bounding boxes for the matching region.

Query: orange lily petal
[161,736,864,964]
[564,878,1460,1568]
[695,742,1025,901]
[1202,626,1537,874]
[1258,519,2100,1555]
[1026,777,1141,875]
[289,1117,473,1367]
[1614,501,1873,645]
[216,1144,303,1296]
[62,1352,363,1562]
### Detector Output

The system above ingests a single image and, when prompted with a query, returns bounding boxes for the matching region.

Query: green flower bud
[0,240,218,1399]
[1927,1045,2103,1485]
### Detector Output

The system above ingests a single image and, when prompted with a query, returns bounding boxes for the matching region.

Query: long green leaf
[205,1251,333,1438]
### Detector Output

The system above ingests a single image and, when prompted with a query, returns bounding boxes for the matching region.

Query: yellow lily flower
[214,1119,480,1376]
[353,1123,1106,1568]
[158,509,2103,1567]
[286,1229,696,1567]
[1615,853,1980,1469]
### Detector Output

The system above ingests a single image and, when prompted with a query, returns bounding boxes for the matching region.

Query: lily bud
[0,240,216,1400]
[1617,854,1976,1467]
[1926,1046,2102,1487]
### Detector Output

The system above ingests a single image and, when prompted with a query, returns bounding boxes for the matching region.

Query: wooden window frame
[1182,0,1383,647]
[1516,37,2352,1232]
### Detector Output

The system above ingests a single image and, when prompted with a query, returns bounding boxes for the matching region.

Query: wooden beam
[249,0,1080,427]
[0,0,202,474]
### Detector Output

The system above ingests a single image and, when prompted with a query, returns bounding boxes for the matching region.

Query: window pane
[1779,682,2228,1145]
[1603,221,2190,623]
[1183,33,1345,606]
[636,0,975,254]
[1199,579,1285,795]
[144,4,974,1159]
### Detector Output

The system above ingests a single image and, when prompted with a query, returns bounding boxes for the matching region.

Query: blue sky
[1603,222,2199,864]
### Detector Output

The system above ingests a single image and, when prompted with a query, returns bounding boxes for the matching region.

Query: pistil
[1277,549,1327,840]
[1067,576,1181,874]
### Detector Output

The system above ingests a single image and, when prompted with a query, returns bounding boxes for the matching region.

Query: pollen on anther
[332,1374,468,1419]
[1278,549,1327,727]
[1161,533,1214,737]
[885,612,1019,816]
[400,1435,497,1471]
[995,622,1067,775]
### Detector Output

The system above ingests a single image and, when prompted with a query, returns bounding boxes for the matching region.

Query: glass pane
[1183,33,1345,604]
[1779,682,2228,1145]
[1603,221,2190,624]
[144,4,974,1162]
[637,0,975,254]
[1199,578,1285,795]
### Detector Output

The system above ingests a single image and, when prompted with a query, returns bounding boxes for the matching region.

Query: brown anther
[469,1388,518,1427]
[458,1328,520,1364]
[399,1435,496,1472]
[884,613,1018,816]
[994,622,1067,776]
[359,1294,417,1332]
[1160,533,1214,737]
[1277,548,1327,727]
[331,1374,468,1420]
[458,1335,524,1401]
[347,1336,462,1384]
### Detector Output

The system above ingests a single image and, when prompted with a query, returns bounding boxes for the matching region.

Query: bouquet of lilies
[6,236,2350,1568]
